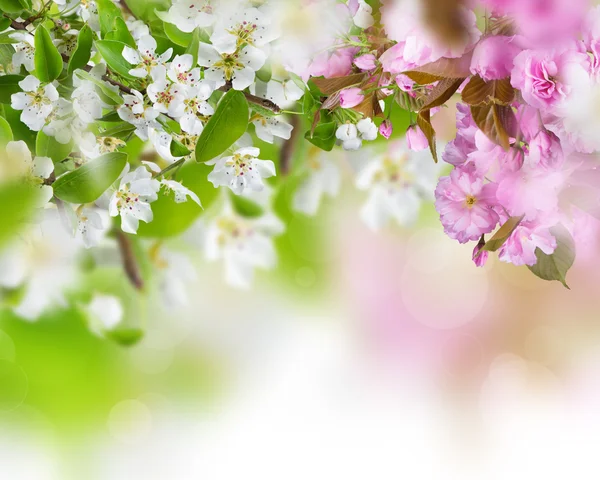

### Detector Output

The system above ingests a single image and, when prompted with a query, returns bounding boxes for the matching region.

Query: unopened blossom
[158,0,214,33]
[211,7,276,55]
[251,115,293,144]
[198,43,266,90]
[204,205,284,289]
[348,0,374,29]
[207,146,276,195]
[340,87,364,108]
[357,143,441,230]
[406,125,428,151]
[11,75,59,131]
[528,131,564,170]
[336,118,378,151]
[10,32,35,72]
[109,165,161,234]
[498,221,557,266]
[472,242,489,268]
[4,141,54,206]
[379,120,393,139]
[354,54,378,71]
[293,148,341,216]
[435,166,500,244]
[122,35,173,78]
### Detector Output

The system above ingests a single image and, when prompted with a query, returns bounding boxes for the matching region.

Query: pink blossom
[442,103,478,165]
[406,125,428,151]
[498,221,557,266]
[394,74,415,93]
[435,166,500,244]
[339,87,364,108]
[511,46,590,111]
[466,131,523,177]
[379,120,393,139]
[354,54,377,71]
[308,47,359,79]
[470,35,522,81]
[472,243,489,267]
[496,166,563,220]
[528,131,564,170]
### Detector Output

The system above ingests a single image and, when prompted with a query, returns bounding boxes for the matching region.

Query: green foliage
[95,40,136,80]
[34,25,64,82]
[53,152,128,204]
[195,89,249,163]
[3,104,36,149]
[67,24,94,74]
[0,75,24,104]
[305,122,337,151]
[97,0,125,37]
[0,183,40,249]
[164,22,192,47]
[105,17,136,48]
[230,192,265,218]
[0,0,25,13]
[528,224,576,289]
[0,116,13,146]
[36,131,73,163]
[185,28,203,66]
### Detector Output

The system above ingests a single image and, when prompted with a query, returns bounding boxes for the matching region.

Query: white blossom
[252,114,293,144]
[117,90,160,140]
[356,143,442,230]
[204,204,284,288]
[167,54,201,87]
[210,7,277,55]
[86,293,123,335]
[177,82,214,134]
[207,146,276,195]
[336,118,378,151]
[76,206,108,248]
[161,180,201,206]
[10,32,35,72]
[109,164,161,234]
[293,149,341,216]
[198,43,266,90]
[5,140,54,206]
[146,68,186,117]
[157,0,214,33]
[11,75,59,131]
[122,35,173,78]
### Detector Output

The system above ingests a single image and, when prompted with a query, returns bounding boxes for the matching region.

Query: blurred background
[3,142,600,479]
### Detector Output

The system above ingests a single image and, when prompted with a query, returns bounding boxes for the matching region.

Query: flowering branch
[115,230,144,290]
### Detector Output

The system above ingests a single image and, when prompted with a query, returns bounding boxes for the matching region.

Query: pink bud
[354,54,378,71]
[379,120,393,139]
[339,87,365,109]
[472,243,489,268]
[406,125,428,151]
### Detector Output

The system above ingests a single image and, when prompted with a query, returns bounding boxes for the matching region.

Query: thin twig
[279,114,301,176]
[60,53,135,95]
[115,230,144,290]
[219,83,282,114]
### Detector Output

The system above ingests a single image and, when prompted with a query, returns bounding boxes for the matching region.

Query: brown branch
[60,53,134,95]
[219,82,282,114]
[115,230,144,290]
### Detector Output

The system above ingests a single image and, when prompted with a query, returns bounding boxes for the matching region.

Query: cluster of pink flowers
[296,0,600,276]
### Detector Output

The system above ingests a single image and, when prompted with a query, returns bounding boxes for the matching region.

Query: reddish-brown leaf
[311,73,366,95]
[462,76,515,106]
[417,109,438,162]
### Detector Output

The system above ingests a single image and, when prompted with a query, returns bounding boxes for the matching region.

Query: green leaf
[195,89,249,163]
[170,138,191,157]
[0,0,25,13]
[99,122,135,139]
[185,28,202,66]
[105,17,136,48]
[53,152,127,204]
[481,215,524,253]
[304,122,336,151]
[34,25,64,82]
[105,327,144,346]
[230,193,264,218]
[95,40,136,80]
[127,0,170,22]
[137,161,217,238]
[0,31,19,44]
[0,18,11,32]
[0,75,23,104]
[74,70,122,106]
[67,24,93,74]
[3,104,36,149]
[0,116,13,147]
[97,0,125,37]
[528,224,576,289]
[36,131,73,163]
[164,22,192,47]
[0,183,40,249]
